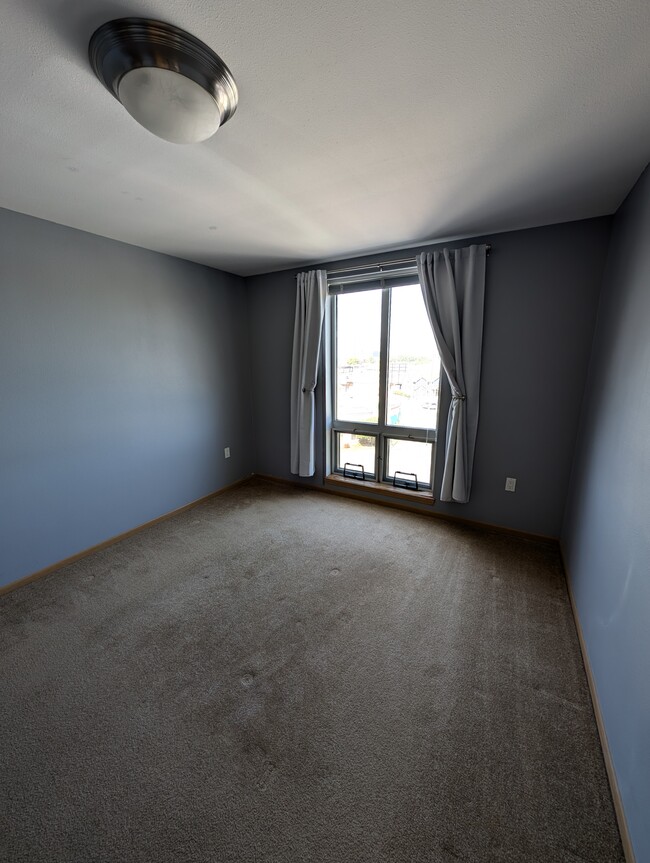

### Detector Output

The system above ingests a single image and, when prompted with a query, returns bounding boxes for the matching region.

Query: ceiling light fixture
[89,18,238,144]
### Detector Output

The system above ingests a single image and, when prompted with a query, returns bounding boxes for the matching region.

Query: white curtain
[290,270,328,477]
[417,245,487,503]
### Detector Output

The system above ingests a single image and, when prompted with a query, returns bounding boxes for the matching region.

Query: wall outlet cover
[505,477,517,492]
[224,447,231,458]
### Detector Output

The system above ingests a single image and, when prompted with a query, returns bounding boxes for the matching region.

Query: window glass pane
[336,433,376,477]
[386,438,432,486]
[386,284,440,429]
[335,291,382,424]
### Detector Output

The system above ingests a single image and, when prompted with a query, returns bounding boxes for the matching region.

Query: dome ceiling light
[89,18,238,144]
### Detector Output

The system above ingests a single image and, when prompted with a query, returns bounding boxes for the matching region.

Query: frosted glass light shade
[118,67,222,144]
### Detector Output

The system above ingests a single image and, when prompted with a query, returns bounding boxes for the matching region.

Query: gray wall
[247,217,612,537]
[562,166,650,863]
[0,208,253,588]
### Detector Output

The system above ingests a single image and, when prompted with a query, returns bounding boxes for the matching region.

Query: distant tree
[392,355,428,364]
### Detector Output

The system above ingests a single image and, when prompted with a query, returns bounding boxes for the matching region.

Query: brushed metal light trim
[88,18,238,129]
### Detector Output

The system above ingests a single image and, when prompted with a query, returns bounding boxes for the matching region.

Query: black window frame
[327,280,440,492]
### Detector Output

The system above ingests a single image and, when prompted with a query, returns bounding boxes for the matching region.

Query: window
[328,278,441,492]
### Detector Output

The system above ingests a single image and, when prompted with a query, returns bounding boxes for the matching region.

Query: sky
[336,282,436,363]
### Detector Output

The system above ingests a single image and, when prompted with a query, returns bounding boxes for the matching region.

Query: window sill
[325,473,435,505]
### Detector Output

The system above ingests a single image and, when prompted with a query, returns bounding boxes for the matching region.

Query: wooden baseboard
[255,472,440,518]
[257,477,634,858]
[325,473,436,505]
[254,473,557,544]
[3,471,556,599]
[560,543,636,863]
[2,471,632,860]
[0,476,254,598]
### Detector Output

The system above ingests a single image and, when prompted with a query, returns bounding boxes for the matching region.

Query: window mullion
[330,295,338,426]
[377,287,390,482]
[329,295,337,473]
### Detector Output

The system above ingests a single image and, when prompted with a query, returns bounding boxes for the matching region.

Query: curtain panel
[290,270,328,477]
[417,245,487,503]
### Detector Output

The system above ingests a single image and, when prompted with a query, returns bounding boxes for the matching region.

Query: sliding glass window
[330,277,441,491]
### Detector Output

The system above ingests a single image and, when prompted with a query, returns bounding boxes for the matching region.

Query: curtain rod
[326,244,491,276]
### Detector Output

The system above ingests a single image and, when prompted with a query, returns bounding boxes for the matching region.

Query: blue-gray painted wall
[247,218,611,538]
[2,178,647,856]
[0,208,253,588]
[563,165,650,863]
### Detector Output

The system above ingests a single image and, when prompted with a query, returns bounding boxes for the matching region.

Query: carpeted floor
[0,479,623,862]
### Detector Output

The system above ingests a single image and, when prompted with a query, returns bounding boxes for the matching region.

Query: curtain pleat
[290,270,327,477]
[417,245,487,502]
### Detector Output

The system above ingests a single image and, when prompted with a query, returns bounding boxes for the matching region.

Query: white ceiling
[0,0,649,276]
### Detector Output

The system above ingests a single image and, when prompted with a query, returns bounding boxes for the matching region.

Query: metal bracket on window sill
[343,462,367,481]
[393,471,419,491]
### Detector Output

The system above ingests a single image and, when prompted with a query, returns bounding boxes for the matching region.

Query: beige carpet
[0,479,623,862]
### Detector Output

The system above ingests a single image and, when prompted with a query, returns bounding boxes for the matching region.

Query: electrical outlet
[505,477,517,492]
[224,447,231,459]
